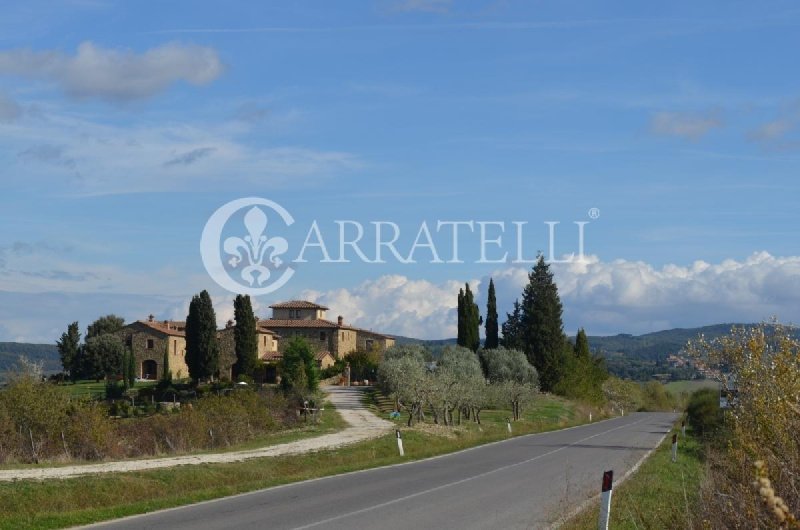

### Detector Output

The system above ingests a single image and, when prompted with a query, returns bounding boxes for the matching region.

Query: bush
[639,381,676,411]
[0,378,297,463]
[686,387,722,435]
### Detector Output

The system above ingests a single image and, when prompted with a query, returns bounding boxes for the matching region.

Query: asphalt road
[83,412,677,530]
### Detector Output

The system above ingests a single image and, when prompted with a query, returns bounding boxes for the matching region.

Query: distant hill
[396,323,753,359]
[0,342,61,374]
[587,324,748,361]
[394,336,457,347]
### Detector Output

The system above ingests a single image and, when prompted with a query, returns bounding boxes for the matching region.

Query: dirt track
[0,386,392,482]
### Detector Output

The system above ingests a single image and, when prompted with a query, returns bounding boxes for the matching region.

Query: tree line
[456,255,608,403]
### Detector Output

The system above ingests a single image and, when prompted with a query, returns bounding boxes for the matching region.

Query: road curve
[81,411,678,530]
[0,387,392,482]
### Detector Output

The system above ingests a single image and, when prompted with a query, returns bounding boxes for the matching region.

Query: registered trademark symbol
[588,207,600,219]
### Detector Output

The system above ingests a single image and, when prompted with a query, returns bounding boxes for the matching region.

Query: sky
[1,0,799,342]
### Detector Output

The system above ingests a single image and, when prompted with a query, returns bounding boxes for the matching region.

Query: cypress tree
[520,255,568,392]
[501,299,524,350]
[484,278,499,349]
[233,294,258,379]
[464,283,480,352]
[185,290,220,382]
[574,328,590,359]
[457,288,466,347]
[122,351,130,389]
[127,349,136,387]
[161,347,171,384]
[56,321,81,380]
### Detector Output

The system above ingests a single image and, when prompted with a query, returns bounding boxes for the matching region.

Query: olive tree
[481,347,539,420]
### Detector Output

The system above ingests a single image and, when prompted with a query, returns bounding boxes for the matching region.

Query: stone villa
[117,300,394,381]
[264,301,395,359]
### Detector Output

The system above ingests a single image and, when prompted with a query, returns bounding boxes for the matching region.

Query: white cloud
[294,252,800,339]
[748,119,794,142]
[0,41,223,101]
[0,92,21,122]
[0,108,361,195]
[650,110,722,140]
[3,252,799,342]
[746,101,800,150]
[300,275,473,339]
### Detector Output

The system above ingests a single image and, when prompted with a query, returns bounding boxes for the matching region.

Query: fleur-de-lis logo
[201,197,295,296]
[223,207,288,286]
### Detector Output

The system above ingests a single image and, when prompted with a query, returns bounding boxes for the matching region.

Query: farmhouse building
[263,301,395,359]
[117,317,190,381]
[118,316,280,381]
[117,300,394,381]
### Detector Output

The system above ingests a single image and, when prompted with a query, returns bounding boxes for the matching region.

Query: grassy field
[0,392,602,529]
[664,379,718,395]
[560,423,705,529]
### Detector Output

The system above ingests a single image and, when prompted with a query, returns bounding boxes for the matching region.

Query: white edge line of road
[545,417,680,530]
[74,412,659,529]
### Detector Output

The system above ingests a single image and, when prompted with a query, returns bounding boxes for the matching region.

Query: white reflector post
[507,418,512,434]
[598,470,613,530]
[671,433,678,462]
[681,421,686,437]
[396,429,404,457]
[589,412,592,422]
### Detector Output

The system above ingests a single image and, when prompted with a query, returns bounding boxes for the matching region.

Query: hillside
[396,323,752,359]
[0,342,61,374]
[587,323,746,360]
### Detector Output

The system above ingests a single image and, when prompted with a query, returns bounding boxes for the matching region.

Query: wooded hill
[0,342,61,374]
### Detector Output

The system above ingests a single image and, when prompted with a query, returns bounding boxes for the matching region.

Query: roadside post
[589,412,592,422]
[598,470,613,530]
[671,433,678,462]
[506,418,512,434]
[681,421,686,437]
[396,429,404,456]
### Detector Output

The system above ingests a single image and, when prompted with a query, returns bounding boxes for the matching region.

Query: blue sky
[1,0,799,342]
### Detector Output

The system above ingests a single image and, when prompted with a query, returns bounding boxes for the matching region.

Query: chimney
[148,314,154,322]
[338,315,344,326]
[226,319,234,329]
[163,320,169,330]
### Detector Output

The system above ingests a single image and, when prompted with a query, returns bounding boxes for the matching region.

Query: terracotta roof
[316,351,334,361]
[261,351,332,362]
[269,300,329,310]
[256,325,281,337]
[263,318,394,339]
[346,326,395,340]
[133,320,186,337]
[262,318,340,328]
[261,351,282,362]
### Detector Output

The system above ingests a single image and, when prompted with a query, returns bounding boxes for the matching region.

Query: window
[341,332,344,341]
[125,335,132,347]
[173,339,177,353]
[264,336,267,346]
[146,339,154,349]
[319,331,326,341]
[365,339,374,350]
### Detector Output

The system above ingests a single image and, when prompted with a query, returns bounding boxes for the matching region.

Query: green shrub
[686,387,722,435]
[0,378,296,463]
